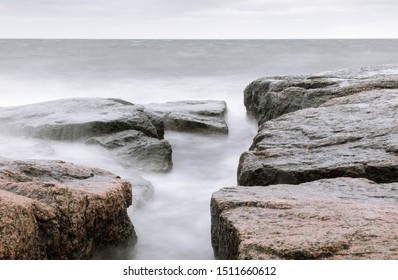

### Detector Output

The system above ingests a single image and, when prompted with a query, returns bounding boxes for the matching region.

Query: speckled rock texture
[0,159,136,260]
[239,65,398,186]
[211,178,398,260]
[238,89,398,186]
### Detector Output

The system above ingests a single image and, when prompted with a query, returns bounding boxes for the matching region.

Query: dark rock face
[0,159,136,260]
[239,89,398,186]
[0,98,171,172]
[239,65,398,186]
[87,130,172,172]
[211,178,398,260]
[244,65,398,123]
[144,100,228,134]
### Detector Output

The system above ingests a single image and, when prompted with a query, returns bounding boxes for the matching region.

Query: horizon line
[1,37,398,40]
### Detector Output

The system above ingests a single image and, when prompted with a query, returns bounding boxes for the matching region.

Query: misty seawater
[1,39,398,259]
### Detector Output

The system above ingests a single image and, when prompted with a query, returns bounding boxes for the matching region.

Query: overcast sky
[1,0,397,39]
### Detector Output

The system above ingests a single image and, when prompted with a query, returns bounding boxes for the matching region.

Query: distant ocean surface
[1,39,398,259]
[2,39,398,107]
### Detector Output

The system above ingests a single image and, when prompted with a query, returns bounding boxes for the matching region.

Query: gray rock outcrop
[211,178,398,260]
[238,89,398,186]
[0,98,172,172]
[0,159,136,260]
[239,66,398,186]
[244,64,398,123]
[143,100,228,134]
[212,65,398,260]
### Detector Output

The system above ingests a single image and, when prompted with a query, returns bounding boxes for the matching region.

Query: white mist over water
[1,39,398,259]
[0,78,257,259]
[0,73,257,260]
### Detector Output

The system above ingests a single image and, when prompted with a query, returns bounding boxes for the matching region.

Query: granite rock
[0,159,136,260]
[211,178,398,260]
[238,84,398,185]
[238,89,398,186]
[244,65,398,123]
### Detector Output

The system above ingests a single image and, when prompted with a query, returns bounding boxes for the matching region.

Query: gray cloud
[0,0,397,38]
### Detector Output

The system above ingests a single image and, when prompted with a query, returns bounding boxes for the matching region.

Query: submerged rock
[144,100,228,134]
[0,98,171,172]
[211,178,398,260]
[0,159,136,260]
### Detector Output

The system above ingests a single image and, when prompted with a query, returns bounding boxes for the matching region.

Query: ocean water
[1,39,398,259]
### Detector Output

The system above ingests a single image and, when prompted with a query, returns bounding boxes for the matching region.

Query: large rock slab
[0,159,136,259]
[144,100,228,134]
[0,98,172,172]
[238,89,398,186]
[0,98,164,140]
[211,178,398,260]
[244,65,398,123]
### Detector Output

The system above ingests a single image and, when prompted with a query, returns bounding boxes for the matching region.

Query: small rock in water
[87,130,172,172]
[143,100,229,134]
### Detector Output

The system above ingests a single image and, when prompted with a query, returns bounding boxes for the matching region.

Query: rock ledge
[0,159,135,260]
[211,178,398,260]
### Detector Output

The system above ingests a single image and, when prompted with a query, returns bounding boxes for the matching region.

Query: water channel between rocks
[129,110,257,259]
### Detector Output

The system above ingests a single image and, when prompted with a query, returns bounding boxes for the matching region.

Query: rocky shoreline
[0,98,228,259]
[212,65,398,259]
[1,65,397,260]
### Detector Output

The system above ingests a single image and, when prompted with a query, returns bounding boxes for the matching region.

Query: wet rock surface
[87,130,173,172]
[211,178,398,260]
[144,100,228,134]
[0,98,230,172]
[239,65,398,186]
[214,66,398,260]
[0,159,136,260]
[0,98,164,140]
[0,98,171,172]
[244,65,398,123]
[238,89,398,186]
